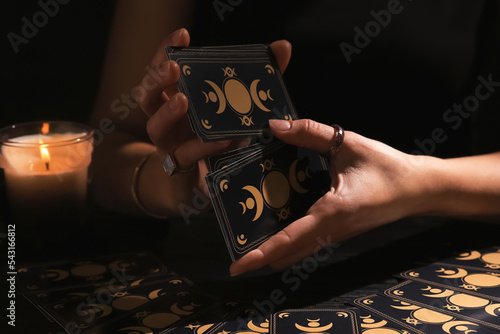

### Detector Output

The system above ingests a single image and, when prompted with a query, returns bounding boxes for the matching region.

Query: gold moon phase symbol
[204,80,226,114]
[294,321,333,333]
[337,312,348,318]
[391,302,420,311]
[412,308,453,324]
[242,185,264,221]
[422,289,454,298]
[182,65,191,76]
[485,303,500,316]
[224,78,252,115]
[364,329,400,334]
[265,64,275,75]
[289,160,308,194]
[130,279,144,287]
[482,252,500,265]
[171,303,195,316]
[148,289,164,300]
[220,179,229,192]
[278,312,290,318]
[463,273,500,287]
[118,326,153,333]
[361,320,388,329]
[436,268,468,279]
[441,320,478,334]
[262,171,290,209]
[250,79,271,112]
[44,269,70,281]
[247,320,269,333]
[457,251,481,260]
[237,234,247,245]
[448,294,489,308]
[201,119,212,130]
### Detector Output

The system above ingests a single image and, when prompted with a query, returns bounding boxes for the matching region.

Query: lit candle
[0,121,94,259]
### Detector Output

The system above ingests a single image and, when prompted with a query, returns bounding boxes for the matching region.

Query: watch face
[163,154,176,176]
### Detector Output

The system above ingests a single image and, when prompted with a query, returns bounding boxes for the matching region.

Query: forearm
[416,152,500,218]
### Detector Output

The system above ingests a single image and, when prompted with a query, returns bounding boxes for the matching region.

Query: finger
[136,60,181,117]
[229,214,321,276]
[147,93,190,149]
[151,28,190,66]
[169,138,232,171]
[269,40,292,74]
[269,119,337,155]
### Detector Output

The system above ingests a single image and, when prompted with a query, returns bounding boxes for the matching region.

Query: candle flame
[41,122,50,135]
[39,139,50,171]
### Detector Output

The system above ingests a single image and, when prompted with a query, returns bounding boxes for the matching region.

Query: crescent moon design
[436,268,468,279]
[130,279,144,287]
[43,269,70,281]
[289,160,309,194]
[220,179,229,192]
[391,301,420,311]
[247,320,269,333]
[422,289,455,298]
[118,326,153,334]
[265,64,275,75]
[363,299,374,305]
[364,329,400,334]
[148,289,164,300]
[266,89,274,101]
[337,312,348,318]
[204,80,226,114]
[441,321,478,334]
[294,322,333,333]
[239,202,247,214]
[393,290,404,296]
[361,320,388,329]
[250,80,271,112]
[408,272,420,278]
[457,251,481,261]
[278,312,290,318]
[485,303,500,316]
[202,91,209,103]
[242,185,264,221]
[170,303,195,316]
[182,65,191,76]
[201,119,212,130]
[237,234,247,245]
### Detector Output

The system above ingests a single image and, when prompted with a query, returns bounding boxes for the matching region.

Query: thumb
[269,119,336,154]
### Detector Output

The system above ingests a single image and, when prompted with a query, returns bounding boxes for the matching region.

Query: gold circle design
[262,171,290,209]
[224,79,252,115]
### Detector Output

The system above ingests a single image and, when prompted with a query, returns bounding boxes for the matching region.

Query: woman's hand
[135,28,293,214]
[230,119,430,275]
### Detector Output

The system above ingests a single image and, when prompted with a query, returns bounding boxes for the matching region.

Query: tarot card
[158,300,246,333]
[434,247,500,273]
[85,287,218,334]
[208,143,264,172]
[398,264,500,302]
[270,308,361,334]
[383,280,500,331]
[23,272,179,309]
[353,294,498,334]
[45,276,193,332]
[17,251,168,293]
[206,140,330,260]
[166,44,298,142]
[357,307,418,333]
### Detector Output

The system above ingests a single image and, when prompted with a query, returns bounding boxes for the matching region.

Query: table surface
[4,207,500,333]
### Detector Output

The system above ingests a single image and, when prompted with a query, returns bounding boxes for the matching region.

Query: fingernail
[229,265,244,277]
[171,28,185,44]
[169,95,179,111]
[269,119,291,131]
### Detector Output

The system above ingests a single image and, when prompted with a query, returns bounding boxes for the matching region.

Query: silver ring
[328,124,344,157]
[163,154,194,176]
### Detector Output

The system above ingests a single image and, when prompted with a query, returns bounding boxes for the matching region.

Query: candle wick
[45,162,50,171]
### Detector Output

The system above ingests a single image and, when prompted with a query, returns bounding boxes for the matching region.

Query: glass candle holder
[0,121,94,260]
